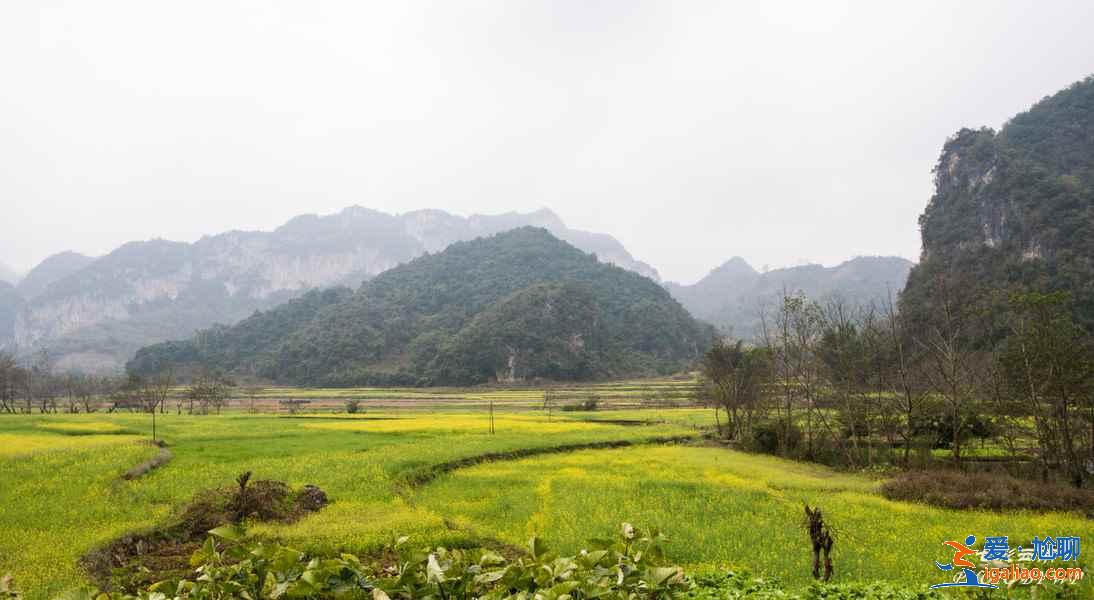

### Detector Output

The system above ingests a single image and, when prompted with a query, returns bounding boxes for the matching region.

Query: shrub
[751,421,801,455]
[880,470,1094,515]
[561,400,598,412]
[909,413,994,449]
[345,399,362,414]
[561,395,600,412]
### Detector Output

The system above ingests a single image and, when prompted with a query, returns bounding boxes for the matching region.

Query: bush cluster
[880,470,1094,515]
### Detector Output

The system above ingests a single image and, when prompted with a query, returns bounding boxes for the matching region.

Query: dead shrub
[880,470,1094,515]
[81,474,328,592]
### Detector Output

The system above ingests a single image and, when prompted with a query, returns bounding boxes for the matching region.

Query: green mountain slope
[901,76,1094,331]
[128,228,710,385]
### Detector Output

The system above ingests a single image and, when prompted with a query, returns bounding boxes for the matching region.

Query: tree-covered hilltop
[128,228,711,385]
[125,285,355,379]
[901,75,1094,333]
[5,206,659,373]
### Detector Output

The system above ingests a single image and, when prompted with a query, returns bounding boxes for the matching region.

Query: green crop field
[213,377,702,412]
[0,398,1089,598]
[415,445,1094,588]
[0,409,694,599]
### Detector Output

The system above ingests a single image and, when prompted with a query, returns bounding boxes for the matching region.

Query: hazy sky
[2,1,1093,284]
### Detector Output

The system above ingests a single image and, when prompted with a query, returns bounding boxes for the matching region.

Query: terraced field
[229,378,700,411]
[0,396,1089,598]
[0,410,695,598]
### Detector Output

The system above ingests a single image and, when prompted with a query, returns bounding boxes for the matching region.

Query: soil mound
[81,472,328,592]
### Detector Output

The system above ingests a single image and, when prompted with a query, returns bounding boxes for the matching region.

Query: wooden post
[490,400,495,434]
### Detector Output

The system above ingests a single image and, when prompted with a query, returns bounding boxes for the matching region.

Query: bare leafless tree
[914,275,979,467]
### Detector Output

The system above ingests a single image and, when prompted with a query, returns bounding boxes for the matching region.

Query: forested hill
[901,75,1094,331]
[128,228,711,386]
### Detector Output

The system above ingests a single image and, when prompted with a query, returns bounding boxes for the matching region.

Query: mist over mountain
[1,207,659,372]
[0,262,19,285]
[901,76,1094,331]
[667,256,914,337]
[0,282,23,342]
[0,265,24,344]
[129,228,709,385]
[16,251,95,301]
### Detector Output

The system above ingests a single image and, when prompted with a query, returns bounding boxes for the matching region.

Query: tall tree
[1002,292,1094,487]
[701,339,769,441]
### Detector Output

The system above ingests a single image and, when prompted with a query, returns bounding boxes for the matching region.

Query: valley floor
[0,401,1089,598]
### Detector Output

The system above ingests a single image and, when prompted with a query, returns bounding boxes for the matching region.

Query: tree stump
[804,504,834,582]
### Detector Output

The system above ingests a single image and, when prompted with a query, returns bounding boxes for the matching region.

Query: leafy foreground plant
[10,523,1054,600]
[687,572,945,600]
[52,523,689,600]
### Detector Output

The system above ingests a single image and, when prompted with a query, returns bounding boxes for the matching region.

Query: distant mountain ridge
[129,228,709,385]
[16,251,95,301]
[667,256,914,337]
[0,207,659,372]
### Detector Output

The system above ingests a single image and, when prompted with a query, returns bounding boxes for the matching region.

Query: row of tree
[700,284,1094,488]
[0,351,237,416]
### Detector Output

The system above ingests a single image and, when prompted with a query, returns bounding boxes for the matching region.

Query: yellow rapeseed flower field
[414,445,1094,589]
[0,404,1088,598]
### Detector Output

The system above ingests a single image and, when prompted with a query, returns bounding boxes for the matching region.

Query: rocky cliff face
[901,76,1094,331]
[4,207,659,372]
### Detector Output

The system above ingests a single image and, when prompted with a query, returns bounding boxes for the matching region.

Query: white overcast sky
[2,1,1093,284]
